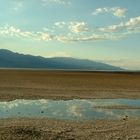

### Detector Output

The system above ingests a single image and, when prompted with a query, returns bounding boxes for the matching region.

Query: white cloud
[56,32,121,43]
[99,23,124,32]
[112,7,127,18]
[54,22,66,28]
[56,34,103,43]
[68,22,89,34]
[56,17,140,42]
[13,0,71,9]
[41,0,71,5]
[92,7,127,18]
[0,25,53,41]
[92,8,108,15]
[38,32,54,41]
[125,16,140,27]
[99,16,140,33]
[0,16,140,43]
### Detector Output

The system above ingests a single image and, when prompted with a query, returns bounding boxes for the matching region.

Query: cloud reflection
[0,99,139,120]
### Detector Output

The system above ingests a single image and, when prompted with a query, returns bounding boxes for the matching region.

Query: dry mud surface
[0,70,140,140]
[0,70,140,101]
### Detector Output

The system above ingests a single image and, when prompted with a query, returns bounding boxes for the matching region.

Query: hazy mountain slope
[0,49,123,70]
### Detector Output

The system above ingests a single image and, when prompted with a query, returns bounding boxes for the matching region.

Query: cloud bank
[0,16,140,43]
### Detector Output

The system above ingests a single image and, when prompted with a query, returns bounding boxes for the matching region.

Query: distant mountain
[0,49,123,70]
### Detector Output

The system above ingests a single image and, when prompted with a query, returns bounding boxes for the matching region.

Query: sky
[0,0,140,70]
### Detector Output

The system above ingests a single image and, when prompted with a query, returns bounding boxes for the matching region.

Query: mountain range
[0,49,123,71]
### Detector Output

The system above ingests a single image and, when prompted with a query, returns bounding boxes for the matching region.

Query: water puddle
[0,99,140,120]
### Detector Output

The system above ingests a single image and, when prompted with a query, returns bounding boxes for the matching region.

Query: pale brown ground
[0,118,140,140]
[0,69,140,140]
[0,69,140,101]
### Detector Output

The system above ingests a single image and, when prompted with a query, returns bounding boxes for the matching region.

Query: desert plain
[0,69,140,140]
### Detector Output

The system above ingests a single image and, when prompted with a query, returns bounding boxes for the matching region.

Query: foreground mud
[0,118,140,140]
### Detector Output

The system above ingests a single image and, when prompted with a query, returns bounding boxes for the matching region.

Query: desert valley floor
[0,70,140,140]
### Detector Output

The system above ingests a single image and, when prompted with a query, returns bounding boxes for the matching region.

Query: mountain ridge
[0,49,123,71]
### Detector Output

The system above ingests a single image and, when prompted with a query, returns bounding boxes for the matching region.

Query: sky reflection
[0,99,140,120]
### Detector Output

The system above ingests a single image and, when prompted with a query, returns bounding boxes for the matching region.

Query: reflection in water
[0,99,140,120]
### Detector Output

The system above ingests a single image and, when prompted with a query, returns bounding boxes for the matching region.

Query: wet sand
[0,69,140,139]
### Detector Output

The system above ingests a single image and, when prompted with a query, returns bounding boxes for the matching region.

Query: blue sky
[0,0,140,70]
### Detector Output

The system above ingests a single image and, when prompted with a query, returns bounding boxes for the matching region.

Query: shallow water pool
[0,99,140,120]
